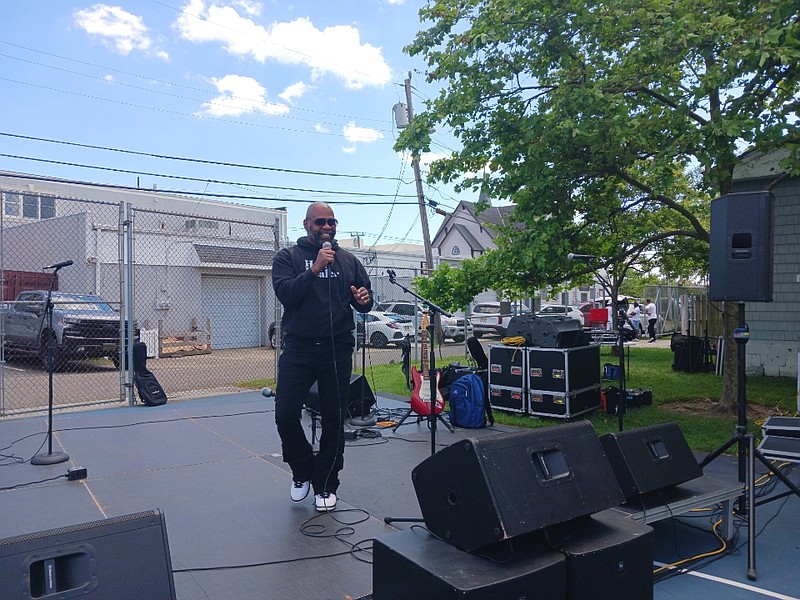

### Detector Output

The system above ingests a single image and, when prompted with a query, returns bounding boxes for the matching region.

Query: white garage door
[201,276,261,349]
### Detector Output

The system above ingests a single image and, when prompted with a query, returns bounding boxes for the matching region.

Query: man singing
[272,202,373,511]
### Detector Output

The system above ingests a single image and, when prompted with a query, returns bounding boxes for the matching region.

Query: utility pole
[403,73,434,271]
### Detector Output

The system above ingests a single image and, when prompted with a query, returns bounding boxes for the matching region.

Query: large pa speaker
[708,191,773,302]
[412,421,625,551]
[0,509,176,600]
[555,510,654,600]
[307,373,375,416]
[599,423,703,500]
[372,527,565,600]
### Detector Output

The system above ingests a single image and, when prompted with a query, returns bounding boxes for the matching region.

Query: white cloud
[232,0,261,16]
[200,74,289,117]
[74,4,168,60]
[278,81,311,103]
[398,150,449,169]
[343,121,383,144]
[314,123,330,134]
[385,0,406,4]
[342,146,357,154]
[173,1,391,89]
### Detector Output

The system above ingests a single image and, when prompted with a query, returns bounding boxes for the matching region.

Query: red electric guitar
[410,313,445,416]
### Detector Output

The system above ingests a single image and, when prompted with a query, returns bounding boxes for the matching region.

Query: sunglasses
[312,218,338,227]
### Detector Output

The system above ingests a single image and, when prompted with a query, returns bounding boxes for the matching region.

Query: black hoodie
[272,237,373,344]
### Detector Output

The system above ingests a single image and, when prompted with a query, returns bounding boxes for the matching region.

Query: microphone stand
[387,270,453,455]
[31,263,71,465]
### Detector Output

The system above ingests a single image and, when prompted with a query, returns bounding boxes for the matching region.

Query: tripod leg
[437,413,455,433]
[754,448,800,498]
[392,407,414,432]
[747,434,757,581]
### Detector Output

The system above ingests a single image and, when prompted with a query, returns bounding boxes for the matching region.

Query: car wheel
[453,335,465,343]
[269,322,277,349]
[473,331,483,339]
[40,331,64,371]
[370,331,388,348]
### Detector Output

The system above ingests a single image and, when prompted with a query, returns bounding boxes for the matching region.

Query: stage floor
[1,390,798,599]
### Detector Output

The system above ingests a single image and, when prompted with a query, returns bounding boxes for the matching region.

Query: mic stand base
[348,414,377,427]
[31,451,69,465]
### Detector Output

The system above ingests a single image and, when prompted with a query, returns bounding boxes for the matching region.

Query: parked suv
[536,304,584,325]
[377,300,471,342]
[3,290,128,370]
[469,302,528,338]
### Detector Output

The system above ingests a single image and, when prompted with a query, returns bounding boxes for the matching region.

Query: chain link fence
[0,193,284,416]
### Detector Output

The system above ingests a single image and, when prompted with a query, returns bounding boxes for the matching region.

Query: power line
[0,40,391,125]
[0,132,399,180]
[0,172,419,207]
[0,153,417,198]
[0,52,393,134]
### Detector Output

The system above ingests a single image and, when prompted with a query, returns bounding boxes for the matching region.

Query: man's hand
[351,286,370,305]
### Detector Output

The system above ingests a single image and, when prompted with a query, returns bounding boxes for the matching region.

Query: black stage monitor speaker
[708,191,773,302]
[412,421,625,551]
[599,423,703,500]
[506,314,587,348]
[307,373,376,416]
[373,527,565,600]
[0,509,176,600]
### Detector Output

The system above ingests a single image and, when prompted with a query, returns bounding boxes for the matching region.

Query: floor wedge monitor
[412,421,625,551]
[599,423,703,500]
[0,509,176,600]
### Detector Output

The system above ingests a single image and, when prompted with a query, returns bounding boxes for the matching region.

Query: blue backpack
[448,373,493,428]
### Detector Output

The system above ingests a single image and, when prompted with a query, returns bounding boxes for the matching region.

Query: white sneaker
[314,492,337,512]
[291,480,310,502]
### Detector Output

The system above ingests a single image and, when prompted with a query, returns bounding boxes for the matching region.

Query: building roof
[193,244,276,266]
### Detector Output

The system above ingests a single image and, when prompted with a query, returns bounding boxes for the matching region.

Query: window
[23,193,39,218]
[4,192,21,216]
[40,196,56,219]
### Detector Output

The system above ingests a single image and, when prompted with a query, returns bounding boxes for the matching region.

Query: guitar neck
[420,327,429,376]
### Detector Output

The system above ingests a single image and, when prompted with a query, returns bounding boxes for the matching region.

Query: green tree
[398,0,799,410]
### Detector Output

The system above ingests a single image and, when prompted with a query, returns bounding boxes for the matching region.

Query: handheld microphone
[43,259,74,270]
[322,241,332,274]
[567,253,597,261]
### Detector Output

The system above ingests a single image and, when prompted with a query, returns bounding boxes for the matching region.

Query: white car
[536,304,584,324]
[355,311,415,348]
[469,302,529,338]
[441,314,473,343]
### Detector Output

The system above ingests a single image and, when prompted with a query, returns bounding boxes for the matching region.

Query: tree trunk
[719,301,739,413]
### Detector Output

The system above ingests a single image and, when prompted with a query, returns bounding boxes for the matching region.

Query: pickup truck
[2,290,125,370]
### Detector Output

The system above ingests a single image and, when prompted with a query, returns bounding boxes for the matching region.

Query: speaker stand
[699,302,800,581]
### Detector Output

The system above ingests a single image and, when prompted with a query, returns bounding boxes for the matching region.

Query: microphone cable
[322,240,344,499]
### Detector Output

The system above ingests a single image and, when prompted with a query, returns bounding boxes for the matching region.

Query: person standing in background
[272,202,373,512]
[644,298,657,343]
[628,300,642,338]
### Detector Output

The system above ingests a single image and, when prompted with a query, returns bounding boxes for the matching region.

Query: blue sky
[0,0,468,248]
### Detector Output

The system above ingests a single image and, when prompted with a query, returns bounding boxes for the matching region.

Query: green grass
[241,347,797,453]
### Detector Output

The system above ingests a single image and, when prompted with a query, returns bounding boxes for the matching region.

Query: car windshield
[539,306,569,313]
[51,293,117,313]
[474,305,499,314]
[384,313,409,322]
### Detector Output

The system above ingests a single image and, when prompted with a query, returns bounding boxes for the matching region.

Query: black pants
[274,338,353,495]
[647,318,657,340]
